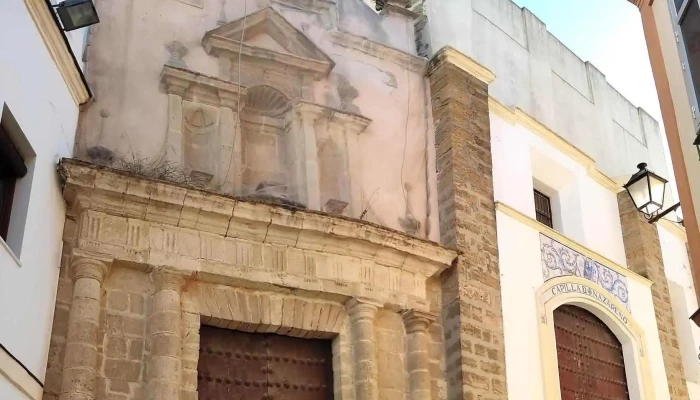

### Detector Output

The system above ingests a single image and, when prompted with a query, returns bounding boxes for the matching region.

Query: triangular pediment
[203,7,334,77]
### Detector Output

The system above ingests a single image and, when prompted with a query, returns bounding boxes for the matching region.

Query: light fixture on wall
[624,162,682,225]
[694,132,700,160]
[53,0,100,32]
[374,0,387,11]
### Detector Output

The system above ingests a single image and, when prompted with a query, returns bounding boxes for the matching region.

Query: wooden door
[198,326,333,400]
[554,305,630,400]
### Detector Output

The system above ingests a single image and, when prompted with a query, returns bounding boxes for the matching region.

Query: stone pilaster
[59,254,111,400]
[180,290,201,400]
[402,310,435,400]
[347,298,380,400]
[147,271,186,400]
[618,193,690,399]
[427,46,507,400]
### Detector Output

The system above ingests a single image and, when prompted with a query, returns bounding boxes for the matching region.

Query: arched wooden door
[553,305,630,400]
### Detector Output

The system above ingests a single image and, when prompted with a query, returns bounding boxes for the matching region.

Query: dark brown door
[198,326,333,400]
[554,305,630,400]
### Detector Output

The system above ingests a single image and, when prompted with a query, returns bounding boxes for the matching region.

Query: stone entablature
[60,159,455,310]
[44,159,455,400]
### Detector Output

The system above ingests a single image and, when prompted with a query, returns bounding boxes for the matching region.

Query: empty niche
[183,101,220,185]
[240,85,293,199]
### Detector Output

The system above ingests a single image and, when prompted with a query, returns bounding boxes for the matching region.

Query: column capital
[152,270,187,292]
[427,46,495,85]
[70,252,112,284]
[401,309,436,333]
[346,298,381,322]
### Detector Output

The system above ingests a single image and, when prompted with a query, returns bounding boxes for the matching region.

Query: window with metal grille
[0,125,26,241]
[534,190,553,228]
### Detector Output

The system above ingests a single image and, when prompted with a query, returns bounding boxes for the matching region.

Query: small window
[534,189,553,228]
[0,125,27,241]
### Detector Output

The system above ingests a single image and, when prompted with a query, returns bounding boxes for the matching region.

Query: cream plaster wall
[0,0,85,396]
[496,209,673,400]
[491,112,627,266]
[77,0,438,240]
[658,224,700,388]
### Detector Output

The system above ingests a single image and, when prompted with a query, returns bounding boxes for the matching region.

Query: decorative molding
[58,159,457,309]
[488,96,623,194]
[329,31,427,73]
[294,101,372,133]
[401,309,436,333]
[381,3,421,19]
[160,65,246,107]
[203,7,335,79]
[427,46,495,85]
[495,201,652,287]
[0,345,42,400]
[23,0,90,105]
[658,219,687,242]
[540,234,630,311]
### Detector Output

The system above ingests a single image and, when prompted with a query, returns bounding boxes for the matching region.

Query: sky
[511,0,680,202]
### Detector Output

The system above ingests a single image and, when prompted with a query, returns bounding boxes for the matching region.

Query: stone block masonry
[427,46,508,400]
[618,193,690,400]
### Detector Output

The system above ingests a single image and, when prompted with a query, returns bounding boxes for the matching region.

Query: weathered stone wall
[76,0,438,239]
[427,47,508,400]
[618,193,690,400]
[43,160,456,400]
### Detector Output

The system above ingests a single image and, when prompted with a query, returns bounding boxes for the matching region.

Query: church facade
[37,1,700,400]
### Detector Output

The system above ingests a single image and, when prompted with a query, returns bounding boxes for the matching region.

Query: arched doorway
[554,305,630,399]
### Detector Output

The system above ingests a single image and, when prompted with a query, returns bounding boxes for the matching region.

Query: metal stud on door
[554,305,630,400]
[198,326,333,400]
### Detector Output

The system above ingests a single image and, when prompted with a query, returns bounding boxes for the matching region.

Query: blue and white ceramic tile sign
[540,233,630,312]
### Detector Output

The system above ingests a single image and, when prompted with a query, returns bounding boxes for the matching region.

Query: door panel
[198,325,333,400]
[554,305,629,400]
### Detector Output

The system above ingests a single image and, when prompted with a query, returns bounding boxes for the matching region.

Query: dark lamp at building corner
[55,0,99,32]
[624,162,682,225]
[624,162,667,217]
[694,132,700,160]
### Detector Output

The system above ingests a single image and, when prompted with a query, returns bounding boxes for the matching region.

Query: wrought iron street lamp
[624,162,682,224]
[54,0,100,32]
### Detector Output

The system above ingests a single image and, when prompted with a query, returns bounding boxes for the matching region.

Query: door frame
[536,276,656,400]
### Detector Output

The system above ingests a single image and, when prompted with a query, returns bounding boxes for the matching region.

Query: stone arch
[190,282,346,338]
[536,276,656,400]
[240,85,293,196]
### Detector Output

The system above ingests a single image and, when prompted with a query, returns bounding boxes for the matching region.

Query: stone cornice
[294,101,372,133]
[23,0,90,105]
[428,46,495,85]
[58,159,456,275]
[203,36,334,78]
[329,31,427,73]
[160,65,246,107]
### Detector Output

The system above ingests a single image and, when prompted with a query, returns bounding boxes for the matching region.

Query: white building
[0,1,90,399]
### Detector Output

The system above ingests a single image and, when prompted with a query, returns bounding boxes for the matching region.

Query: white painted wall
[496,209,673,400]
[658,224,700,391]
[0,0,85,397]
[491,113,627,265]
[422,0,669,181]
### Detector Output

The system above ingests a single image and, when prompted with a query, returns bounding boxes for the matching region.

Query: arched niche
[536,276,656,400]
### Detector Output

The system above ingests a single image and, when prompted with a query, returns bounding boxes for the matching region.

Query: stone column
[618,193,690,400]
[427,46,508,400]
[347,298,380,400]
[293,104,321,210]
[217,91,241,194]
[59,255,111,400]
[147,271,187,400]
[402,310,436,400]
